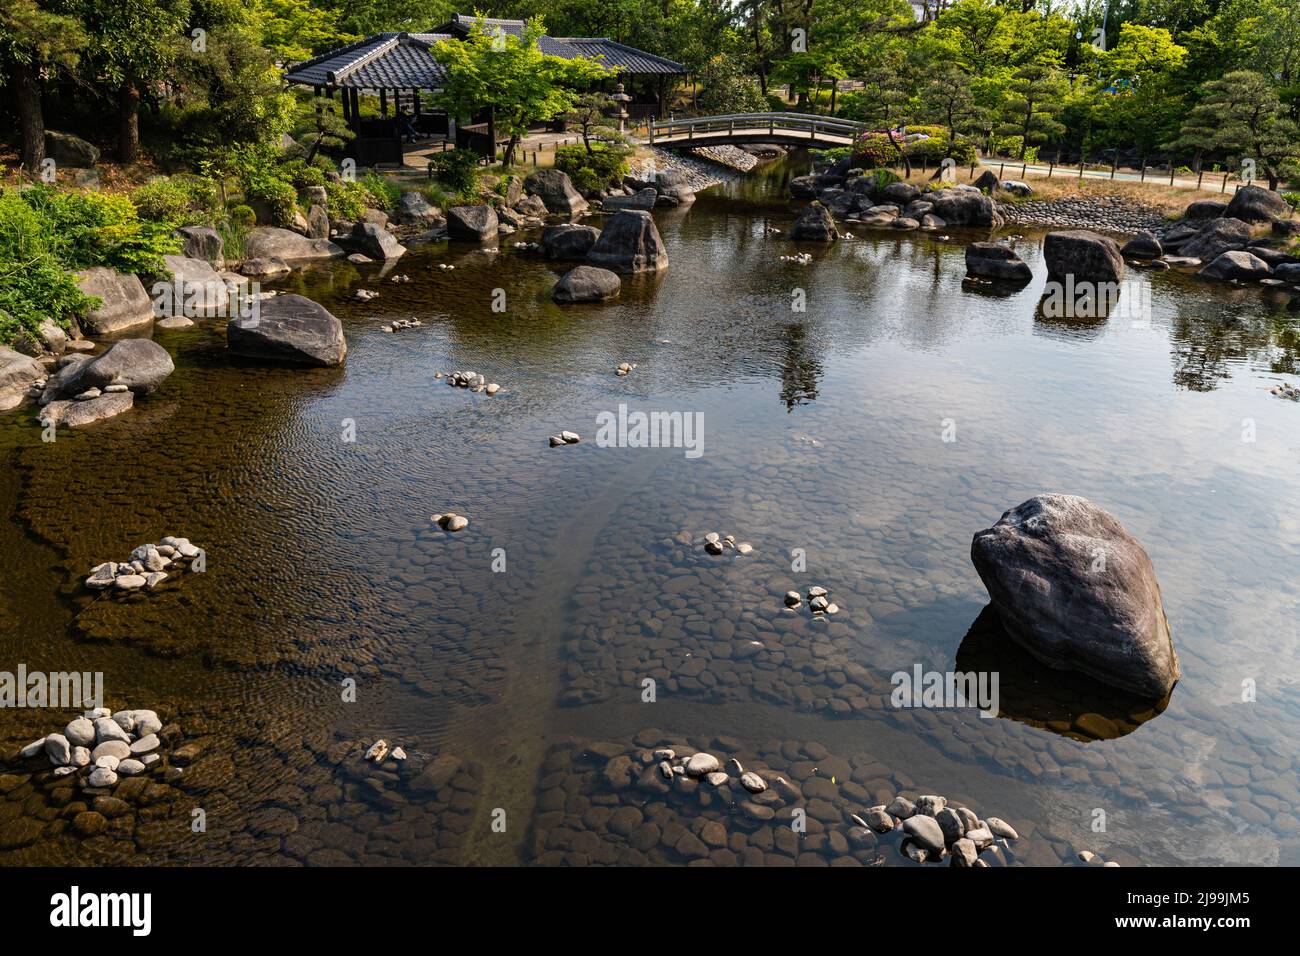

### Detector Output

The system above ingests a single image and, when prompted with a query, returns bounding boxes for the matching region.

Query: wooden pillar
[380,88,388,117]
[414,90,422,117]
[350,88,361,134]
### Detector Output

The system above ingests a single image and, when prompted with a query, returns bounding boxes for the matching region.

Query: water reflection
[955,606,1171,741]
[777,322,822,410]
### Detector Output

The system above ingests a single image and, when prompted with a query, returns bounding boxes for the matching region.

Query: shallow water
[2,157,1298,866]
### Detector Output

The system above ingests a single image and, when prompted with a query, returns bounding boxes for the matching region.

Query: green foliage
[0,191,94,342]
[697,54,768,115]
[427,149,480,197]
[130,175,222,227]
[434,18,609,165]
[228,204,257,230]
[361,173,401,211]
[325,180,370,221]
[19,186,179,275]
[555,144,630,193]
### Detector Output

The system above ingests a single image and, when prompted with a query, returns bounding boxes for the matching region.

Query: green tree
[1176,70,1299,188]
[996,62,1068,158]
[564,92,626,154]
[0,0,86,172]
[434,19,608,168]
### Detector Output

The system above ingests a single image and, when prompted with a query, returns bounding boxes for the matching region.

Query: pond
[2,154,1297,866]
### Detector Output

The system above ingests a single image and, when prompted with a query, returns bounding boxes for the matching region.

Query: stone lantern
[608,83,633,133]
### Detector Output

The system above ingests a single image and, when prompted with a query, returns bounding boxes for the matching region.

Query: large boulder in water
[446,205,498,242]
[542,224,600,260]
[0,347,45,409]
[1179,218,1251,263]
[791,202,838,242]
[160,255,230,317]
[75,267,155,335]
[655,168,696,205]
[1197,250,1271,280]
[964,242,1031,283]
[970,494,1179,698]
[1042,230,1124,283]
[346,222,406,260]
[552,266,621,304]
[1121,231,1162,260]
[523,169,588,216]
[585,211,667,273]
[929,188,1002,227]
[242,227,343,263]
[41,339,174,404]
[1224,184,1290,224]
[227,294,346,367]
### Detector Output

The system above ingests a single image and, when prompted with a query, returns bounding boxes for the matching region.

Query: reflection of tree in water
[1169,308,1300,391]
[776,322,822,410]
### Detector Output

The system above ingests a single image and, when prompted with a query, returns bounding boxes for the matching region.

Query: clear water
[2,156,1298,866]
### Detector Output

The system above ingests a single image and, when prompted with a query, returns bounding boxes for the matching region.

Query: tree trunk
[118,78,141,164]
[503,133,520,168]
[12,61,46,174]
[886,128,912,177]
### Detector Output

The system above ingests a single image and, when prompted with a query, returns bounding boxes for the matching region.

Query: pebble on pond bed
[702,532,753,556]
[15,707,167,800]
[549,431,581,447]
[84,537,202,593]
[431,513,469,532]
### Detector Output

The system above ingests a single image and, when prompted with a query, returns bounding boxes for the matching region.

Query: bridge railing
[647,112,865,144]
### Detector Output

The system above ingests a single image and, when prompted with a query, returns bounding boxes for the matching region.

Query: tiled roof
[284,18,685,89]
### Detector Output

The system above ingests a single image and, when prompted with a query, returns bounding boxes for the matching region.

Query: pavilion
[283,14,686,165]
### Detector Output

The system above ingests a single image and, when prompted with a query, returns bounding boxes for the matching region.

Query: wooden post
[1048,161,1054,178]
[1078,160,1084,180]
[999,162,1005,177]
[1140,164,1146,182]
[1169,166,1175,186]
[1111,154,1118,179]
[1222,173,1229,193]
[1020,163,1026,178]
[380,88,388,116]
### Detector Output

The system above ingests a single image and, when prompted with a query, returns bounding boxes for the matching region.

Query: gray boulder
[585,211,668,274]
[39,391,134,427]
[601,188,657,211]
[176,226,224,269]
[227,294,346,367]
[1224,184,1290,224]
[523,169,588,216]
[0,347,45,409]
[239,257,291,278]
[1271,220,1300,238]
[44,338,173,401]
[930,188,1002,227]
[542,224,601,260]
[75,267,155,335]
[791,202,838,242]
[1197,250,1271,280]
[45,130,99,167]
[1179,218,1251,262]
[971,493,1180,698]
[655,168,696,205]
[1121,232,1162,259]
[965,242,1032,283]
[1184,200,1227,221]
[883,181,920,204]
[553,266,621,304]
[306,205,330,240]
[347,222,406,260]
[972,170,1000,193]
[1273,262,1300,283]
[447,205,499,242]
[160,255,230,317]
[1042,231,1124,283]
[395,192,443,226]
[242,227,343,264]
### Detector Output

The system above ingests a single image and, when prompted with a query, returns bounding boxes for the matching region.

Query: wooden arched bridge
[643,112,865,150]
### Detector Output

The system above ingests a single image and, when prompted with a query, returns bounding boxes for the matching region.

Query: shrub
[0,190,96,343]
[362,172,401,211]
[20,186,179,275]
[131,175,222,227]
[246,178,297,227]
[325,180,371,221]
[1283,191,1300,210]
[228,204,257,230]
[555,144,630,193]
[427,148,480,196]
